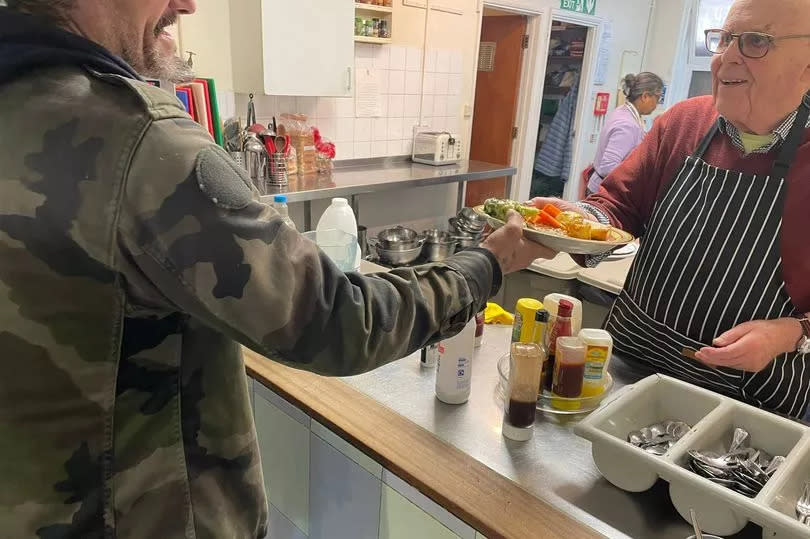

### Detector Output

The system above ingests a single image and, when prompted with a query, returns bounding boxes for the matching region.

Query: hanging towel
[535,82,579,181]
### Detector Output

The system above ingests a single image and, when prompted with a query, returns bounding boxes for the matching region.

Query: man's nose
[171,0,197,15]
[721,36,745,63]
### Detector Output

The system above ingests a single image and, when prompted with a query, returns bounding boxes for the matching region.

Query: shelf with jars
[354,2,392,44]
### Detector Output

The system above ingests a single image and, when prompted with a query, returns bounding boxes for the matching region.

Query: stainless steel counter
[258,157,516,230]
[342,325,760,539]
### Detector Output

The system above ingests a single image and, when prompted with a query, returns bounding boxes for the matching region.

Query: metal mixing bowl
[374,243,423,265]
[376,226,424,251]
[421,229,457,262]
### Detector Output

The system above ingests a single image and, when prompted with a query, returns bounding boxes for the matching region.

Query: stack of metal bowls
[448,207,487,251]
[421,229,458,262]
[370,226,425,265]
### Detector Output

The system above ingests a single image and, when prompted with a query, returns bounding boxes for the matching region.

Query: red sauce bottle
[543,299,573,392]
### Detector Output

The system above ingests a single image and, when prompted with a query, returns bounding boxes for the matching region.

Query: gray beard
[143,50,195,84]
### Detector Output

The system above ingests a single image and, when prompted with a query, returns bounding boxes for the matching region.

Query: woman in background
[586,72,664,195]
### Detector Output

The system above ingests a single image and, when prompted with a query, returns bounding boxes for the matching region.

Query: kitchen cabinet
[176,0,234,90]
[229,0,355,97]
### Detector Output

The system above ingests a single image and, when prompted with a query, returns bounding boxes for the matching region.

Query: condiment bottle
[435,320,475,404]
[512,298,543,344]
[579,329,613,397]
[420,343,439,368]
[533,310,550,389]
[551,337,586,411]
[502,342,544,441]
[474,311,485,348]
[544,299,573,391]
[542,294,583,335]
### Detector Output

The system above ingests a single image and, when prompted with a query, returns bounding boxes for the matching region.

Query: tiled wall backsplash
[232,44,465,161]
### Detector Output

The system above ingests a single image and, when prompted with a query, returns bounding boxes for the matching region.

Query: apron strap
[693,120,721,159]
[772,96,810,179]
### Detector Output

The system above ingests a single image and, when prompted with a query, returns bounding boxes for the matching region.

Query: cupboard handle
[347,67,352,91]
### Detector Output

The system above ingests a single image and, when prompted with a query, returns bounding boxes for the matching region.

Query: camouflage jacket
[0,67,500,538]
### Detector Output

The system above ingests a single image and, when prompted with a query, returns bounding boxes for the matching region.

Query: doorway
[465,8,528,207]
[530,20,589,199]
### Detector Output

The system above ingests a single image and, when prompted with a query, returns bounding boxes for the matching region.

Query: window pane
[688,71,713,98]
[695,0,734,57]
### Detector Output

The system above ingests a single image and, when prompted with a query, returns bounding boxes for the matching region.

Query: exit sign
[560,0,597,15]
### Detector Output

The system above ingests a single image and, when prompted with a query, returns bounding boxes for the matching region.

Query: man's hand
[529,197,596,222]
[481,210,557,274]
[695,318,804,372]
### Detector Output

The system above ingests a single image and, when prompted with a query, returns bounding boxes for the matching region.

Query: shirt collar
[718,107,810,155]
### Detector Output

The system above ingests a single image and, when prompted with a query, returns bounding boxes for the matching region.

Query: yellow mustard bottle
[579,329,613,398]
[511,298,543,344]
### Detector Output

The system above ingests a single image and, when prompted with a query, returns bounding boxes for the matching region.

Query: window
[693,0,733,59]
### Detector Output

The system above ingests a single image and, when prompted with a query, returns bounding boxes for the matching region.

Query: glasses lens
[740,32,770,58]
[706,30,728,53]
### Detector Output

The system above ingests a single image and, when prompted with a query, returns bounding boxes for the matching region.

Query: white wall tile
[356,56,373,70]
[317,118,337,141]
[353,141,372,159]
[436,49,451,73]
[254,94,277,116]
[425,49,437,73]
[450,50,464,74]
[433,96,447,117]
[422,72,435,95]
[338,143,354,160]
[336,118,354,142]
[335,97,355,118]
[449,74,463,96]
[421,116,434,129]
[447,95,461,116]
[446,116,459,133]
[422,95,435,117]
[387,117,404,140]
[355,43,374,58]
[432,117,446,130]
[296,97,318,119]
[405,71,421,95]
[388,70,406,94]
[406,47,423,72]
[354,118,372,142]
[371,140,388,157]
[277,96,297,115]
[387,140,404,155]
[379,69,390,95]
[402,139,414,156]
[434,73,449,96]
[389,46,407,70]
[404,95,420,118]
[379,95,389,117]
[373,46,390,69]
[372,118,388,141]
[404,117,419,136]
[388,94,405,118]
[316,97,336,119]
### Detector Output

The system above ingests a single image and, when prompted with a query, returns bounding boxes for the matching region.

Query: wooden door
[466,15,527,207]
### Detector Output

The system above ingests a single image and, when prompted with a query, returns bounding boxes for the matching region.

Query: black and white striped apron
[605,101,810,418]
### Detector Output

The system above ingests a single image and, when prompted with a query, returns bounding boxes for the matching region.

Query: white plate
[474,206,635,256]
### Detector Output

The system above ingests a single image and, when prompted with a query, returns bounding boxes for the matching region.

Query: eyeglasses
[705,28,810,59]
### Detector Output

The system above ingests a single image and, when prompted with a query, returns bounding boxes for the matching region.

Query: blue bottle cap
[273,195,287,203]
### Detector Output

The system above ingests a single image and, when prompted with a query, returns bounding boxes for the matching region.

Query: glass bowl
[496,353,615,416]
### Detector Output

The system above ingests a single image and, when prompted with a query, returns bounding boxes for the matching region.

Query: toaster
[412,131,463,166]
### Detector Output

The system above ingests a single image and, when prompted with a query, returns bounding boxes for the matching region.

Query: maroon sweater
[589,96,810,313]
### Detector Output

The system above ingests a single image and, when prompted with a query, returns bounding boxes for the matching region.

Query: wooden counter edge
[244,350,603,539]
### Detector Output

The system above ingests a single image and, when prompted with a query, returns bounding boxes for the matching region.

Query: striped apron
[605,102,810,418]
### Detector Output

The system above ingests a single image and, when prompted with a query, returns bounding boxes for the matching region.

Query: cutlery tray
[574,374,810,538]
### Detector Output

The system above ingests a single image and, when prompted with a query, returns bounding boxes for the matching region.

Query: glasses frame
[704,28,810,59]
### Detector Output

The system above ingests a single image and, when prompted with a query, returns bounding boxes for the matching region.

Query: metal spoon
[690,509,703,539]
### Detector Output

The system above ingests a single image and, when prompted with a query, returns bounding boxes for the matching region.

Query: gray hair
[622,72,664,103]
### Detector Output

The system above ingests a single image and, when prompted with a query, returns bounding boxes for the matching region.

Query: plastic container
[503,341,544,441]
[317,198,361,270]
[542,293,583,335]
[435,320,475,404]
[302,230,357,272]
[543,299,574,392]
[579,329,613,398]
[273,195,296,231]
[551,336,585,411]
[574,374,810,539]
[512,298,543,344]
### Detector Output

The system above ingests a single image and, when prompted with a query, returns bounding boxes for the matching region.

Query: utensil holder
[268,153,289,186]
[228,151,246,170]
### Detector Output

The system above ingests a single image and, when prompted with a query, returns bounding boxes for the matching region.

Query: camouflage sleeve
[117,117,501,376]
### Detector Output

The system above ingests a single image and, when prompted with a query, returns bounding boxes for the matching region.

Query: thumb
[505,209,525,227]
[713,322,754,347]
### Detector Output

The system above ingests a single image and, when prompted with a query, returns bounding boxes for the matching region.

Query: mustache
[155,12,178,36]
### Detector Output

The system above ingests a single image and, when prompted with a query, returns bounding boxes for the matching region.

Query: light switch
[463,104,473,118]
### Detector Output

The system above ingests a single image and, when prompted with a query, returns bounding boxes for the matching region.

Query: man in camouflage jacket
[0,1,553,537]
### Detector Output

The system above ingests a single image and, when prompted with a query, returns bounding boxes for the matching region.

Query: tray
[473,205,634,255]
[574,374,810,538]
[496,353,615,416]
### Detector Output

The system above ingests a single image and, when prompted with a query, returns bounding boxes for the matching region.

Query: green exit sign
[560,0,597,15]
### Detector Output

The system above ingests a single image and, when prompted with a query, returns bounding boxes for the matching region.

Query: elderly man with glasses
[534,0,810,419]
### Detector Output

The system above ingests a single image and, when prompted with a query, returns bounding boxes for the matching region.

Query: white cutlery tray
[574,374,810,538]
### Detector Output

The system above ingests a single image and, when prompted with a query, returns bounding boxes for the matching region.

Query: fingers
[522,241,557,262]
[529,197,560,208]
[503,210,526,239]
[695,339,749,365]
[712,322,754,347]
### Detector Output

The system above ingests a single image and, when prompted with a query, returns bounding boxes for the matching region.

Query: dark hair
[5,0,74,23]
[622,72,664,103]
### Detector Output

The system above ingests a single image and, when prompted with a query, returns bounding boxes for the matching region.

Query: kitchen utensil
[421,229,457,262]
[450,232,481,251]
[247,93,257,127]
[275,135,289,156]
[370,239,423,266]
[302,230,358,272]
[376,227,424,251]
[243,135,268,194]
[797,481,810,525]
[458,207,488,229]
[474,205,634,256]
[223,118,242,152]
[690,509,703,539]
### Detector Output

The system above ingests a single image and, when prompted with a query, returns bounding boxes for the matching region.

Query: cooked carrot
[537,210,563,229]
[543,204,562,218]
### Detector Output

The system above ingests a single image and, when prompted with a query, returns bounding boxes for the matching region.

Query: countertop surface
[259,158,516,203]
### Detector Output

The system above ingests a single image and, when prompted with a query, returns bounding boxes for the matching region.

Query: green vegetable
[483,198,539,222]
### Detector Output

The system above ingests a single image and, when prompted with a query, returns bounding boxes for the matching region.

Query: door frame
[470,2,605,202]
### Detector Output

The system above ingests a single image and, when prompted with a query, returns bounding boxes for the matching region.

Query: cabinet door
[177,0,234,90]
[261,0,354,97]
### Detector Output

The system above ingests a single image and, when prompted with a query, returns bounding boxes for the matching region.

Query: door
[261,0,354,96]
[466,14,527,207]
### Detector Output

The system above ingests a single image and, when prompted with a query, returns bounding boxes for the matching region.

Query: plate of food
[475,198,634,255]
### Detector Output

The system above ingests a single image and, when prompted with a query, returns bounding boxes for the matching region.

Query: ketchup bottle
[543,299,574,392]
